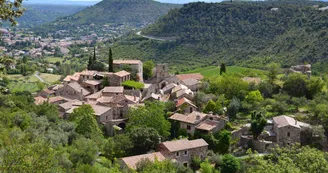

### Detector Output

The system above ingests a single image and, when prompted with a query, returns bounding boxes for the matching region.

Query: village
[31,57,323,170]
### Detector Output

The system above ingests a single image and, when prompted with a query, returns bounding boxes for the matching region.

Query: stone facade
[158,139,208,167]
[274,124,301,147]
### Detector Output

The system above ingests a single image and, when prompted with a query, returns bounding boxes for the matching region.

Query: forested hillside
[35,0,180,33]
[11,4,85,28]
[111,1,328,73]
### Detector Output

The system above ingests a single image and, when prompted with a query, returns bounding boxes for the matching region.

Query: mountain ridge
[112,1,328,72]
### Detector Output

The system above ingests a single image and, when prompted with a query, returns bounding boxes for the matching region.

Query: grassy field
[6,73,61,93]
[7,82,39,93]
[45,57,64,64]
[39,73,62,83]
[7,74,39,82]
[183,66,265,78]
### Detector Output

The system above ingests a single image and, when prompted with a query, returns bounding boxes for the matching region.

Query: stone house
[102,86,124,97]
[176,97,197,114]
[113,60,143,82]
[158,139,208,167]
[56,82,90,100]
[121,152,166,170]
[110,71,131,86]
[273,115,305,147]
[38,88,55,98]
[81,80,101,94]
[169,111,227,135]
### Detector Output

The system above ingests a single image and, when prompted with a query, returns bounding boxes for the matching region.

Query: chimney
[196,113,201,121]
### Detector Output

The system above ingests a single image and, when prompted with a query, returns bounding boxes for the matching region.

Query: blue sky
[24,0,223,5]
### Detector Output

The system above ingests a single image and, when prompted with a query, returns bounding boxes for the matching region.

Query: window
[106,116,108,120]
[187,125,191,130]
[176,152,180,157]
[287,132,290,137]
[190,107,193,113]
[183,162,188,167]
[184,150,188,156]
[210,117,213,120]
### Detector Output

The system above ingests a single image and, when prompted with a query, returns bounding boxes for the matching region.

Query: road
[34,72,45,83]
[136,31,176,41]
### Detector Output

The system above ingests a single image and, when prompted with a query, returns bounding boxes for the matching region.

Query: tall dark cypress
[87,56,92,70]
[93,47,96,61]
[108,47,113,72]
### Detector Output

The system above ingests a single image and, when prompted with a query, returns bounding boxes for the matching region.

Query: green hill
[13,4,85,28]
[34,0,180,34]
[109,1,328,73]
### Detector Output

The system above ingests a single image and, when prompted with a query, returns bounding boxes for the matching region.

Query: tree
[143,60,155,80]
[246,145,328,173]
[203,100,216,113]
[104,134,133,160]
[93,47,96,61]
[127,101,171,137]
[221,154,240,173]
[108,47,113,72]
[0,0,24,26]
[246,90,263,104]
[75,113,102,139]
[69,104,94,123]
[127,127,160,154]
[250,111,267,140]
[69,138,98,166]
[216,130,232,154]
[227,97,240,120]
[102,76,110,87]
[87,56,93,70]
[266,63,280,85]
[88,61,105,71]
[200,159,216,173]
[283,73,308,98]
[220,63,226,75]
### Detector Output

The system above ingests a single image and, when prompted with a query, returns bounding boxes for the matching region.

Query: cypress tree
[87,56,92,70]
[220,63,226,75]
[93,47,96,61]
[108,47,113,72]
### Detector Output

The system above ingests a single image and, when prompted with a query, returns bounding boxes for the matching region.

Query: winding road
[136,31,176,42]
[34,72,45,83]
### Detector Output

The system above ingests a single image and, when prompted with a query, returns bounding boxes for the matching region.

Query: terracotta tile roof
[182,78,199,86]
[34,96,46,105]
[161,83,177,92]
[63,72,80,82]
[161,139,208,152]
[85,91,102,99]
[59,102,73,110]
[114,70,130,77]
[80,70,97,76]
[169,111,207,124]
[172,84,188,93]
[66,104,111,116]
[121,152,166,170]
[176,97,197,108]
[48,96,66,103]
[124,95,139,103]
[273,115,300,128]
[97,96,113,103]
[196,120,220,131]
[42,88,55,94]
[176,89,193,98]
[83,80,101,86]
[176,73,204,81]
[90,104,111,116]
[113,60,142,65]
[68,82,90,96]
[103,86,124,93]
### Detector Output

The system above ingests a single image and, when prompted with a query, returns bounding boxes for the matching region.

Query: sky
[24,0,223,5]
